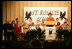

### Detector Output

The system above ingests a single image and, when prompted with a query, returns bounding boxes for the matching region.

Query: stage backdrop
[3,1,71,24]
[24,7,67,25]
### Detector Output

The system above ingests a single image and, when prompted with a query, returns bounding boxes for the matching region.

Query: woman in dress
[14,21,22,40]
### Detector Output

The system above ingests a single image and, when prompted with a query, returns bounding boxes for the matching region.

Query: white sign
[24,7,67,25]
[45,26,56,40]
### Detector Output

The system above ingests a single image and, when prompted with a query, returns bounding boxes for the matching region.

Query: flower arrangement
[56,26,63,39]
[56,25,71,41]
[24,28,45,40]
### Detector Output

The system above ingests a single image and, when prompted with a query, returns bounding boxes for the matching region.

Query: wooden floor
[0,39,71,48]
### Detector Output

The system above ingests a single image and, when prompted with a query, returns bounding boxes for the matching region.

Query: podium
[29,21,57,40]
[45,25,56,40]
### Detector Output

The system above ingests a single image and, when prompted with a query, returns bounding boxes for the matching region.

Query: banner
[24,7,67,25]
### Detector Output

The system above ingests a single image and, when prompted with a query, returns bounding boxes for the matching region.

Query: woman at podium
[47,13,55,21]
[45,13,56,26]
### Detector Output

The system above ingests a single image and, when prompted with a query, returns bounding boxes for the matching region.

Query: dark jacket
[3,23,14,35]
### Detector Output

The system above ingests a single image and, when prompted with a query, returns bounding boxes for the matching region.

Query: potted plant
[56,26,63,41]
[24,27,45,40]
[56,26,70,41]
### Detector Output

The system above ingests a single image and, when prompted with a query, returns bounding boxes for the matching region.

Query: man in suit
[3,19,14,41]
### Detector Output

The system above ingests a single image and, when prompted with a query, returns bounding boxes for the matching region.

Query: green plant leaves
[24,27,45,39]
[56,27,70,39]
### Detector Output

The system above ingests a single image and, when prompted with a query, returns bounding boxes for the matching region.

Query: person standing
[14,21,22,40]
[45,13,56,25]
[15,18,19,26]
[3,19,14,41]
[11,20,16,40]
[28,18,34,26]
[64,18,69,24]
[41,19,45,26]
[56,18,60,25]
[11,20,16,27]
[47,13,55,21]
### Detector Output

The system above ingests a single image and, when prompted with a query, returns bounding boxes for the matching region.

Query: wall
[3,1,71,24]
